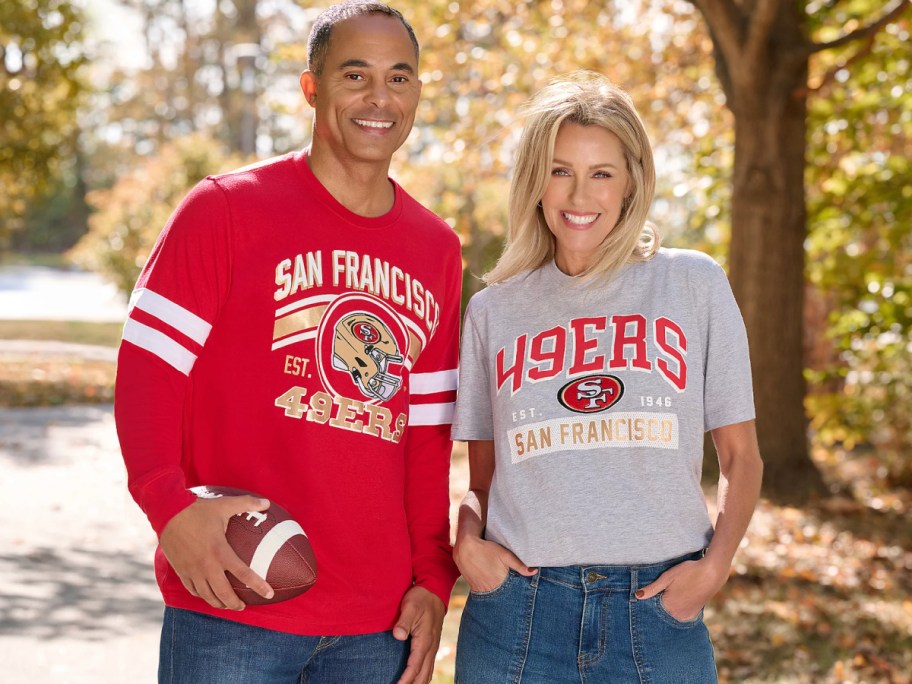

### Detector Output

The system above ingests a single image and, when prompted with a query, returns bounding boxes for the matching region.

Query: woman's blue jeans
[159,607,409,683]
[455,550,717,683]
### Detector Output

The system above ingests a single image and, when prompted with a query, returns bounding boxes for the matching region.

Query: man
[115,3,461,682]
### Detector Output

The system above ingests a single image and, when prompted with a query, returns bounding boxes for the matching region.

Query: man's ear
[300,70,318,107]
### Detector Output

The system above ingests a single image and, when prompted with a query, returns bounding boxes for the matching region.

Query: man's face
[301,13,421,167]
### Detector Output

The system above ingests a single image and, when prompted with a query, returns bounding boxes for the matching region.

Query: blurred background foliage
[0,0,88,249]
[1,0,910,491]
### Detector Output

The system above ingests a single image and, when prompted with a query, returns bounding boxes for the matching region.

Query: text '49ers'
[496,314,687,395]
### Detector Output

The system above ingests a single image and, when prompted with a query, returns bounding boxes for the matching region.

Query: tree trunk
[718,16,828,502]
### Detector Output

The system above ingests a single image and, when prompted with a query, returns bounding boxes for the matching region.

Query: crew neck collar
[293,150,403,230]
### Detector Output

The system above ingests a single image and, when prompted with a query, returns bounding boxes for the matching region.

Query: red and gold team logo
[316,293,410,403]
[558,374,624,413]
[351,320,381,345]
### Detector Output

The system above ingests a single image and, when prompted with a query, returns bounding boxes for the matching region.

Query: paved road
[0,405,161,683]
[0,265,127,322]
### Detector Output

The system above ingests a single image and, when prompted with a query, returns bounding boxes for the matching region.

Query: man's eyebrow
[336,59,415,74]
[338,59,370,69]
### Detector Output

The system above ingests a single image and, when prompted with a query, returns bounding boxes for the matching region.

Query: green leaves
[805,6,912,462]
[0,0,88,243]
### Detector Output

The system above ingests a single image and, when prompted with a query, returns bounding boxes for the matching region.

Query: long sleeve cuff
[414,552,460,610]
[130,469,196,536]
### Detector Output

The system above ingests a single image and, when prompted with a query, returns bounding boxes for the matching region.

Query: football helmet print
[332,312,405,401]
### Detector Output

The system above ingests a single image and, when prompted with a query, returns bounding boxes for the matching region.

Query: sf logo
[576,379,615,410]
[353,322,381,344]
[557,374,625,414]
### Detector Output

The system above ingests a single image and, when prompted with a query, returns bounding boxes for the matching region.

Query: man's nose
[366,79,390,107]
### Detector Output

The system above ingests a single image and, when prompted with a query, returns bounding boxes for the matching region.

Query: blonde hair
[485,71,660,285]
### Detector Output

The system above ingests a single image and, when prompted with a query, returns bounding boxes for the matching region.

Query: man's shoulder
[205,152,299,194]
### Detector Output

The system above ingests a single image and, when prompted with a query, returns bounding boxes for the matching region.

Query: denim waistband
[535,549,706,593]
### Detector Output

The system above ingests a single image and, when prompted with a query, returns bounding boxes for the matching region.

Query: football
[190,485,317,605]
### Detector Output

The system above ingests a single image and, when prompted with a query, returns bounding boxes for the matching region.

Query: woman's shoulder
[652,247,723,272]
[466,267,546,312]
[644,248,736,311]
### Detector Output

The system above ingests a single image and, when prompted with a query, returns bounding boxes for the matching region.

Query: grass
[0,252,70,268]
[0,320,122,347]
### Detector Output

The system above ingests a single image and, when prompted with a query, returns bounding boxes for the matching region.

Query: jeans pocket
[468,569,515,598]
[654,592,704,628]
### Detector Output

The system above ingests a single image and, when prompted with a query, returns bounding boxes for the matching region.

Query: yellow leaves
[769,632,787,647]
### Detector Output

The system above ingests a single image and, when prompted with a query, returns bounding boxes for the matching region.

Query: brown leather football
[190,485,317,605]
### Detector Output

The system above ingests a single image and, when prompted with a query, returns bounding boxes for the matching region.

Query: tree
[71,135,244,293]
[0,0,88,251]
[686,0,910,501]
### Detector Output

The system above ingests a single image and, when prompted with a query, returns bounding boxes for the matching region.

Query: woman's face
[540,121,630,276]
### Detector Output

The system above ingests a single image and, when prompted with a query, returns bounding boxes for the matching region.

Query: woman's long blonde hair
[485,72,660,285]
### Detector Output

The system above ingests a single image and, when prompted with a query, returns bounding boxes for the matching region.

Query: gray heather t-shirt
[451,248,755,566]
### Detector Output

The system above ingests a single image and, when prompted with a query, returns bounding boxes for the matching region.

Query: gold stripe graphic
[273,305,327,341]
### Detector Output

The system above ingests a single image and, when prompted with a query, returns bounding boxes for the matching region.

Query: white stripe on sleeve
[408,402,456,426]
[122,318,198,375]
[410,369,458,395]
[130,288,212,345]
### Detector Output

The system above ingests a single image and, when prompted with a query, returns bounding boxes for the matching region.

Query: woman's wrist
[700,552,733,587]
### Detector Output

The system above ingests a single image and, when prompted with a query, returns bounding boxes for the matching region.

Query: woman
[451,72,763,683]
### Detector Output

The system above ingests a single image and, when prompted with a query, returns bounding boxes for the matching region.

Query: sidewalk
[0,405,161,683]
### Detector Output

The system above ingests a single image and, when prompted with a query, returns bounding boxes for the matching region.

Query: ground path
[0,405,160,682]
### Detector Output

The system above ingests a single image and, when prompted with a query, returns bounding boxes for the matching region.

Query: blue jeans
[455,550,717,684]
[159,607,409,683]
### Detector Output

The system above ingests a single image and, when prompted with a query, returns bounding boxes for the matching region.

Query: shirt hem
[162,592,399,636]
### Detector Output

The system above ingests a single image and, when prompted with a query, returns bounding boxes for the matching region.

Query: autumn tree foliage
[0,0,88,250]
[71,135,243,293]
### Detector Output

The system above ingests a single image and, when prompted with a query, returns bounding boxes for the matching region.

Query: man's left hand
[393,585,445,684]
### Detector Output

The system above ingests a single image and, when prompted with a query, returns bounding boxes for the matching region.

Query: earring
[537,201,543,208]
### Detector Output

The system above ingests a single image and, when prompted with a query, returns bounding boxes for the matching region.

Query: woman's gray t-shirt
[451,248,755,566]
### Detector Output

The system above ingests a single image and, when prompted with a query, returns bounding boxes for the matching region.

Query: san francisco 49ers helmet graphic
[332,312,405,401]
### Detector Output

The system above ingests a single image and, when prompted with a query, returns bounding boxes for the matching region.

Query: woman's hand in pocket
[454,535,537,593]
[635,558,727,622]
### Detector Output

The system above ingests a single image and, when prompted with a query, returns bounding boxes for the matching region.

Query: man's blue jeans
[159,607,409,683]
[455,550,717,683]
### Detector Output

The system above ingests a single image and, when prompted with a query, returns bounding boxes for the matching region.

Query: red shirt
[115,151,461,635]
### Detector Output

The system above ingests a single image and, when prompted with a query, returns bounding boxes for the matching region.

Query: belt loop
[629,567,639,599]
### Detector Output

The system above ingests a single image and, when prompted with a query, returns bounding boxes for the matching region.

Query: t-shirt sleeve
[702,261,755,431]
[114,178,233,535]
[400,237,462,608]
[451,298,494,441]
